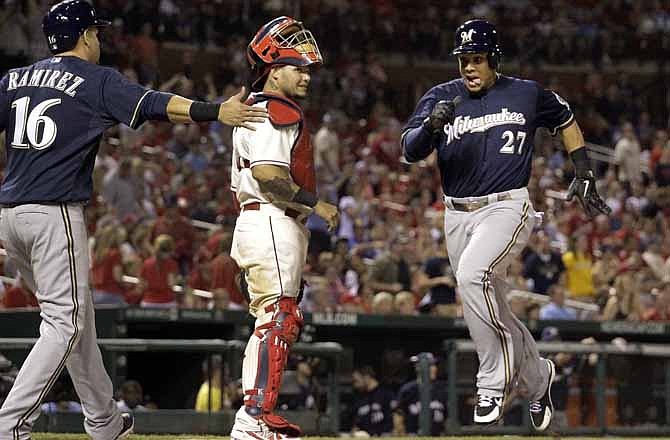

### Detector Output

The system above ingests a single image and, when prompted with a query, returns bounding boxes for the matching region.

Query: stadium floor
[30,436,669,440]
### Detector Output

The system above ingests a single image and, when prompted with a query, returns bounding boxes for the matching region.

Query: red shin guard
[244,298,304,414]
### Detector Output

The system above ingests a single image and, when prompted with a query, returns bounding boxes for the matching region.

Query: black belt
[450,192,512,212]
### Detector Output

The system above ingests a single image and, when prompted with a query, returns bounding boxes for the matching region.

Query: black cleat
[530,359,555,431]
[474,393,503,425]
[115,412,134,439]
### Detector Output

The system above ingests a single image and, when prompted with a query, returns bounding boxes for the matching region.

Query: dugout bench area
[2,307,670,435]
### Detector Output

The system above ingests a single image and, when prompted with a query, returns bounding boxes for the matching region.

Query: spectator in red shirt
[209,234,245,309]
[613,213,640,244]
[650,129,668,172]
[1,277,37,309]
[122,223,154,277]
[655,147,670,187]
[91,225,127,305]
[368,117,402,170]
[138,235,180,308]
[150,202,196,275]
[185,253,213,310]
[194,229,225,264]
[643,282,670,321]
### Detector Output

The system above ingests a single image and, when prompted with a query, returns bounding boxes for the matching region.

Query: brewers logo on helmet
[452,19,502,69]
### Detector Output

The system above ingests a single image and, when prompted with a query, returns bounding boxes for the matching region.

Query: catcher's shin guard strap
[261,413,303,437]
[244,298,304,413]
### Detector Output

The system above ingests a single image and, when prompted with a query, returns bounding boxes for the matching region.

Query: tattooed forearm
[258,176,298,202]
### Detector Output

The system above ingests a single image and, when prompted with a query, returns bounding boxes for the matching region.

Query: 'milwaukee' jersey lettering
[0,56,171,205]
[403,75,573,197]
[445,107,526,144]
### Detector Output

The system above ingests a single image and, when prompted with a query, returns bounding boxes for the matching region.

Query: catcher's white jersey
[229,93,313,315]
[231,99,299,208]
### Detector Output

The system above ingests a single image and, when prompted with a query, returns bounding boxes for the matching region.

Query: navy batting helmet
[43,0,111,54]
[452,19,502,69]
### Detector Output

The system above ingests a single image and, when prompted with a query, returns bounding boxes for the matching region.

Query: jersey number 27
[10,96,61,150]
[499,130,526,155]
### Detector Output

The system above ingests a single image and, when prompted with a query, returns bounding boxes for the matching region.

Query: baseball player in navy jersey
[229,16,338,440]
[0,1,266,439]
[402,20,610,430]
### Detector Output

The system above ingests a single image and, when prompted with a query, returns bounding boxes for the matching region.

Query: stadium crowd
[1,1,670,434]
[3,0,669,73]
[0,0,669,323]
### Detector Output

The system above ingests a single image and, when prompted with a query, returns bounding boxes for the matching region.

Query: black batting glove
[567,171,612,218]
[422,97,460,135]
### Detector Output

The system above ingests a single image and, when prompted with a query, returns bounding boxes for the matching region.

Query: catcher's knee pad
[244,297,304,414]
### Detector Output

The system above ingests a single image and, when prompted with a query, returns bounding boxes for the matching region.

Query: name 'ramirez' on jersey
[402,75,573,198]
[0,55,170,205]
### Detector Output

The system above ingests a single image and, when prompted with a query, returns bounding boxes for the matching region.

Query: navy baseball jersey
[0,56,172,204]
[403,75,573,197]
[353,386,396,435]
[396,379,448,435]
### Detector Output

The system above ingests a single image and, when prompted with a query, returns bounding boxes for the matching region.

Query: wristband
[292,188,318,208]
[569,147,591,178]
[189,102,220,122]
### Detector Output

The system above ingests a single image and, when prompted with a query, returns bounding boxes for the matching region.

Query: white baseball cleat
[473,393,503,425]
[230,407,302,440]
[230,428,301,440]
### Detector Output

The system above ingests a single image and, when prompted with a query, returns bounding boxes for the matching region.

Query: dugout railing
[438,339,670,436]
[0,338,343,435]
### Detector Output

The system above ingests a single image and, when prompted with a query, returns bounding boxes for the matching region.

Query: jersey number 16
[10,96,61,150]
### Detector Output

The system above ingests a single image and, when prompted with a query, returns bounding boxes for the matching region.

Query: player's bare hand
[314,200,339,232]
[218,86,268,130]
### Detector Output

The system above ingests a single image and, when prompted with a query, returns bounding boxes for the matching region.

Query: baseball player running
[229,16,339,440]
[401,20,610,430]
[0,1,266,439]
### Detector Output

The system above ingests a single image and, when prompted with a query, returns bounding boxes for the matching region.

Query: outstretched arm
[166,87,267,130]
[101,69,267,130]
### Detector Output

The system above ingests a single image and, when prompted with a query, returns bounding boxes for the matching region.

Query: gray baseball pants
[444,188,550,402]
[0,204,123,440]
